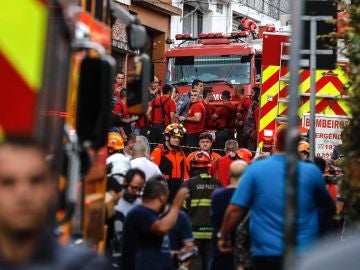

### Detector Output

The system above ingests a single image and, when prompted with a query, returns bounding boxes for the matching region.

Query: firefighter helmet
[191,151,211,168]
[298,140,310,153]
[108,132,124,150]
[236,148,253,163]
[106,153,131,185]
[164,123,186,138]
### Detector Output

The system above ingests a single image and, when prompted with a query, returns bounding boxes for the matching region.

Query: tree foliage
[341,0,360,223]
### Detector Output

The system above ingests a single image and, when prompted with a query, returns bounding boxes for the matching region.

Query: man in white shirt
[131,142,162,181]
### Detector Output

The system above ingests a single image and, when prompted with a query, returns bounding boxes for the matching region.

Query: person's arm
[176,94,188,117]
[186,112,202,122]
[150,187,189,235]
[146,107,153,122]
[119,127,127,141]
[169,112,176,123]
[217,204,244,252]
[150,148,161,165]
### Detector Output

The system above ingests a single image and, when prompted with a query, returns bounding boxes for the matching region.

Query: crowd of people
[101,72,347,270]
[0,73,346,270]
[112,72,260,153]
[105,99,346,270]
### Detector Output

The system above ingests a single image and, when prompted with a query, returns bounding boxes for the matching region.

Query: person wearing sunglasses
[112,168,146,268]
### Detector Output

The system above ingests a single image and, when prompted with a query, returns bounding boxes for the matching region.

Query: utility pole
[283,0,303,268]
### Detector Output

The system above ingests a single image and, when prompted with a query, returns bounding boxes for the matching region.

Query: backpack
[243,101,258,135]
[152,96,169,124]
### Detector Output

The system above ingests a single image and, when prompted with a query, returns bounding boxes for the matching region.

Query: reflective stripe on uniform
[190,199,211,207]
[193,231,212,239]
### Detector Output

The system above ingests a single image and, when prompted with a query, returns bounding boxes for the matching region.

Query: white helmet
[106,153,131,185]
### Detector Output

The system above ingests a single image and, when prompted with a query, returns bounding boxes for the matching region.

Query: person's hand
[178,116,186,122]
[173,187,189,208]
[217,238,233,253]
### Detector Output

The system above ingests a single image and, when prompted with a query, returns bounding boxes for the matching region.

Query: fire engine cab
[163,19,274,102]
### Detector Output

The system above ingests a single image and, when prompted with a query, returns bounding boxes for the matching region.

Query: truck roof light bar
[230,31,249,38]
[175,33,193,40]
[198,32,224,39]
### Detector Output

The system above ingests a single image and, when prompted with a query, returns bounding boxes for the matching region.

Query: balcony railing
[241,0,290,20]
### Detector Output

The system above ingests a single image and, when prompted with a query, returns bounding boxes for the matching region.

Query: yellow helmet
[298,140,310,153]
[164,123,186,138]
[108,132,124,150]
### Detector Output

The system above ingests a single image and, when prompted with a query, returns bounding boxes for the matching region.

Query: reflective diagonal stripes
[258,64,350,150]
[0,1,48,91]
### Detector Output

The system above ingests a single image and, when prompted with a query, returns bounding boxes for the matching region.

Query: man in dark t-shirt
[122,178,189,270]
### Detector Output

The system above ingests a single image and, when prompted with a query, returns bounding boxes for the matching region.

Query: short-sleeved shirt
[184,101,206,134]
[202,101,217,129]
[114,100,130,119]
[231,154,330,256]
[122,205,172,270]
[236,96,253,122]
[214,102,237,129]
[150,96,176,125]
[168,210,194,251]
[209,155,235,186]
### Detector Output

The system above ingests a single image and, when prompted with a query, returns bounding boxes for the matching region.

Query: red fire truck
[258,29,350,157]
[0,0,149,252]
[163,19,274,101]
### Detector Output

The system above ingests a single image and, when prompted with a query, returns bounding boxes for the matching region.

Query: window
[166,55,251,85]
[183,4,203,36]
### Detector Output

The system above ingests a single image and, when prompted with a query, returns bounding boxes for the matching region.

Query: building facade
[170,0,290,39]
[112,0,181,81]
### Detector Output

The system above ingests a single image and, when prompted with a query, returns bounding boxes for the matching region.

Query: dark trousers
[184,132,200,155]
[214,128,234,150]
[236,127,248,148]
[209,252,234,270]
[149,123,166,151]
[253,256,283,270]
[190,239,211,270]
[138,127,149,137]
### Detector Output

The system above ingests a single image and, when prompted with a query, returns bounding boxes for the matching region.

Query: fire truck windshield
[165,55,251,86]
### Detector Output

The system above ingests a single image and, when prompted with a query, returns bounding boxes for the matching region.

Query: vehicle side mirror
[77,56,115,149]
[127,53,151,114]
[127,22,147,50]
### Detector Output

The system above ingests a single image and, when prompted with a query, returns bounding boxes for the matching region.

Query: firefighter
[211,90,237,150]
[107,132,125,156]
[182,151,222,270]
[149,76,160,101]
[184,132,222,180]
[298,140,310,161]
[178,90,206,152]
[114,71,125,96]
[234,85,253,148]
[151,123,187,203]
[147,84,177,148]
[210,142,253,186]
[242,89,260,151]
[176,79,204,118]
[201,88,217,132]
[113,88,132,140]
